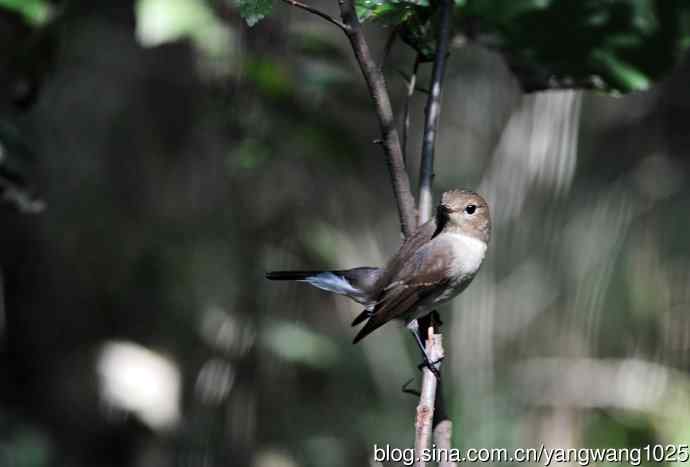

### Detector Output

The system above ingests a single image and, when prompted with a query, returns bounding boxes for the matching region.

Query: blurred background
[0,0,689,466]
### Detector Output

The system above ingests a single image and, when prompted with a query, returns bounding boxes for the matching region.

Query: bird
[266,189,491,347]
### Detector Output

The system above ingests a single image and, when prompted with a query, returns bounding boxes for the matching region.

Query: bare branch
[396,69,430,94]
[338,0,417,237]
[402,55,421,166]
[380,27,398,71]
[280,0,350,31]
[414,326,443,467]
[418,0,453,223]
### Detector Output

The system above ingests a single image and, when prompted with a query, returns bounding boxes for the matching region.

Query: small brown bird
[267,190,491,344]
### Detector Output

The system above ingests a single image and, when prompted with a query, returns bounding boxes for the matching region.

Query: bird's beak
[431,204,450,238]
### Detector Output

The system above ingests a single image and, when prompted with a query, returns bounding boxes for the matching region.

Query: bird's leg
[406,319,442,380]
[420,310,445,368]
[430,309,443,327]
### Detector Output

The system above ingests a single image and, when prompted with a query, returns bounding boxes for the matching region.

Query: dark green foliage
[0,0,51,25]
[356,0,438,61]
[462,0,690,93]
[236,0,273,27]
[355,0,429,24]
[233,0,690,94]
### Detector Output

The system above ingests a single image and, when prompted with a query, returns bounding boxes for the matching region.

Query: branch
[380,28,398,72]
[401,55,421,167]
[280,0,349,31]
[418,0,453,223]
[414,326,443,467]
[338,0,417,238]
[414,1,456,464]
[397,71,430,94]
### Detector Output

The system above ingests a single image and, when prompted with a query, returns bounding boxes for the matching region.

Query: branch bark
[338,0,417,238]
[418,0,453,223]
[414,326,443,467]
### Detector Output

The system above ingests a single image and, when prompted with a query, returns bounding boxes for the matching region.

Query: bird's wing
[372,217,437,291]
[353,240,451,343]
[396,218,438,262]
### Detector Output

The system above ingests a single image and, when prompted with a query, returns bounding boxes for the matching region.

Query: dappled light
[97,340,181,431]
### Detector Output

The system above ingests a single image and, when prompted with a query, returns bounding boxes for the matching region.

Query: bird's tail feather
[265,271,324,281]
[266,270,362,297]
[351,309,371,327]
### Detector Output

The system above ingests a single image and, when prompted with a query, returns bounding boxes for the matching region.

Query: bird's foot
[417,355,444,380]
[430,310,443,327]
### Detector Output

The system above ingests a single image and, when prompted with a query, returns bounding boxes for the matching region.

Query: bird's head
[436,189,491,243]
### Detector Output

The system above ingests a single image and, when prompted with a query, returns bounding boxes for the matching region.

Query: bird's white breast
[403,231,488,319]
[427,232,487,307]
[444,232,487,277]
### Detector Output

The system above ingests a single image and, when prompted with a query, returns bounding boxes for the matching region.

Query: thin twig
[417,0,453,223]
[280,0,350,31]
[380,27,398,71]
[402,55,421,167]
[337,0,417,237]
[414,326,443,467]
[396,69,430,94]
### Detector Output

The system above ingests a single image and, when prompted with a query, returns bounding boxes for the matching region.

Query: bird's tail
[265,271,325,281]
[265,267,382,306]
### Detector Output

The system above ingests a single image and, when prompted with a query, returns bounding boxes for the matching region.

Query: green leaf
[458,0,690,94]
[399,12,436,60]
[354,0,436,59]
[356,0,428,24]
[591,49,651,92]
[236,0,273,27]
[0,0,52,25]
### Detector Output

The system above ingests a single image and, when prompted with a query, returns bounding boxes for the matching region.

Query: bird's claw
[417,356,444,380]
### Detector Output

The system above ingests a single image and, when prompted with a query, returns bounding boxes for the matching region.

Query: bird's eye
[464,204,477,215]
